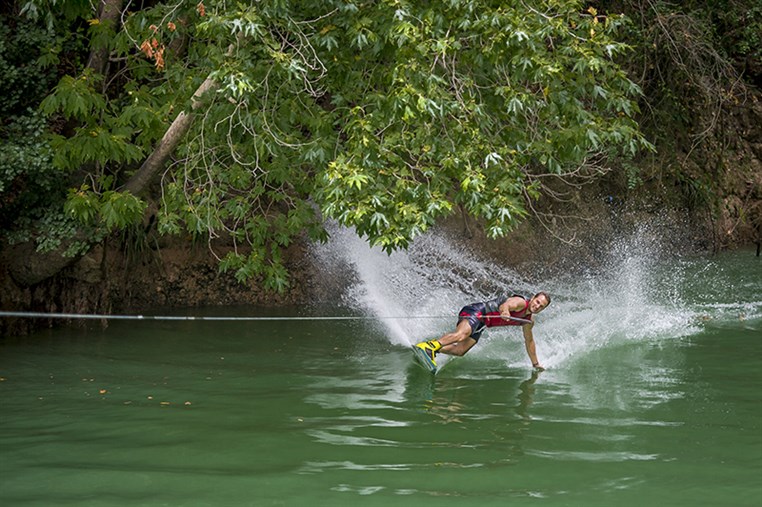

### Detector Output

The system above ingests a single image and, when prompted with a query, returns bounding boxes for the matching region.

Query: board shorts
[458,303,488,342]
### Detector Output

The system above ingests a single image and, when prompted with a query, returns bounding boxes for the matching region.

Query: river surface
[1,242,761,506]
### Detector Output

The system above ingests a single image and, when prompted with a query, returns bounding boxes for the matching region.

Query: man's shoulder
[503,295,527,308]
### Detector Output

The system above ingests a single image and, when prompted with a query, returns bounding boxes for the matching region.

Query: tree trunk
[123,75,217,195]
[86,0,123,78]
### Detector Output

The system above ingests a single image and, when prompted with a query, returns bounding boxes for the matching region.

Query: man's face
[529,295,549,314]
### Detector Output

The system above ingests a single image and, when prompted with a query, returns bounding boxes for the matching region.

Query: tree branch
[87,0,124,78]
[122,75,217,196]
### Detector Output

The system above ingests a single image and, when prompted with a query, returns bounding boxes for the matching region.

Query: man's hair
[534,291,551,306]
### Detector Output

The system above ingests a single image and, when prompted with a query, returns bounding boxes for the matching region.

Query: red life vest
[482,295,531,328]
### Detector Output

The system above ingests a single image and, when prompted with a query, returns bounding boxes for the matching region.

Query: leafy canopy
[18,0,650,289]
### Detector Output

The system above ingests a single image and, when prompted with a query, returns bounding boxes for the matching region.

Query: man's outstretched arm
[522,323,543,369]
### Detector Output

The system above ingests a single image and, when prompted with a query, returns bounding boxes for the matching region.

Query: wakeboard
[412,345,438,374]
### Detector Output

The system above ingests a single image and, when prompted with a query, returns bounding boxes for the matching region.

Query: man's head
[529,292,551,314]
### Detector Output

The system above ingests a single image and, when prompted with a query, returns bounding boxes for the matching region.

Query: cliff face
[715,100,762,250]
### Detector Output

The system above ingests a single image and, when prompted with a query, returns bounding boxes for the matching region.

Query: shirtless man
[415,292,551,370]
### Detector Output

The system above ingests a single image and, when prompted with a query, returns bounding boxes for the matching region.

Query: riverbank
[2,181,758,338]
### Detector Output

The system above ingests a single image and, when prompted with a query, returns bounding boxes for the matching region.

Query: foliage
[0,15,71,249]
[65,186,147,232]
[14,0,651,289]
[312,2,650,249]
[0,112,62,225]
[0,19,57,116]
[688,0,762,80]
[603,0,754,211]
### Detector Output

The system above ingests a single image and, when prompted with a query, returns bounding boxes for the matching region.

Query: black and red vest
[482,295,531,327]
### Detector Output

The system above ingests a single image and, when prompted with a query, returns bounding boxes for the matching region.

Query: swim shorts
[458,303,488,341]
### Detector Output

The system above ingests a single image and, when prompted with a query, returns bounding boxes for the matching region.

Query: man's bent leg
[436,319,474,347]
[414,319,474,366]
[440,336,478,356]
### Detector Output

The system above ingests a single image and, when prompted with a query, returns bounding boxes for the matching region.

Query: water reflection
[516,370,540,420]
[298,351,542,474]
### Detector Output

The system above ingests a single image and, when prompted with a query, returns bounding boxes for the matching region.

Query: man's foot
[414,340,441,367]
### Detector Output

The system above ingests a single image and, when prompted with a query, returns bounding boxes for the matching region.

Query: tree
[5,0,650,290]
[598,0,757,229]
[0,10,72,278]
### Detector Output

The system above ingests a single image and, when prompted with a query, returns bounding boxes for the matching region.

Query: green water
[1,251,761,506]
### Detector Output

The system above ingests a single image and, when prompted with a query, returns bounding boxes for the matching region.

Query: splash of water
[534,228,701,368]
[312,224,722,368]
[312,224,537,346]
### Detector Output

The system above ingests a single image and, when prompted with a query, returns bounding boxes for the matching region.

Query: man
[415,292,551,370]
